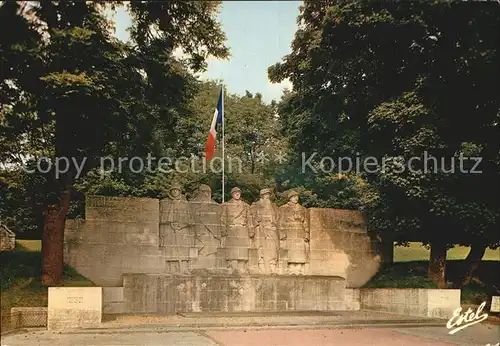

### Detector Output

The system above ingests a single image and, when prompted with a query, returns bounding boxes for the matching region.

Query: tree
[269,1,500,287]
[0,76,288,245]
[0,1,229,285]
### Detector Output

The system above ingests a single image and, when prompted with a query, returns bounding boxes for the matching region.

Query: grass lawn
[0,240,94,332]
[15,239,42,252]
[394,242,500,262]
[368,242,499,305]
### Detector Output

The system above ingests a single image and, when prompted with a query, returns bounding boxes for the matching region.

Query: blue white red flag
[205,88,223,161]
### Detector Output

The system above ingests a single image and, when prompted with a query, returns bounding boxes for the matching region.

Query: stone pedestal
[47,287,102,330]
[122,273,346,313]
[491,296,500,312]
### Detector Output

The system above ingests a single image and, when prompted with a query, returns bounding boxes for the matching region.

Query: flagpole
[221,85,225,203]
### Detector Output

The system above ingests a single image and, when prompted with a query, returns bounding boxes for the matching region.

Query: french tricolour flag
[205,88,223,161]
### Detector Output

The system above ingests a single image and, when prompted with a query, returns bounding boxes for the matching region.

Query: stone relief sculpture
[251,188,279,274]
[220,187,254,272]
[278,190,310,275]
[159,183,195,273]
[189,184,221,269]
[66,189,380,289]
[190,184,218,204]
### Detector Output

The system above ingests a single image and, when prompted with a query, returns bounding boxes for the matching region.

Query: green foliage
[0,1,229,188]
[0,168,51,237]
[0,246,91,291]
[364,275,439,289]
[0,242,93,332]
[1,76,289,233]
[270,1,500,250]
[0,251,40,291]
[364,260,499,301]
[460,280,492,305]
[364,262,438,288]
[67,80,288,205]
[0,0,232,253]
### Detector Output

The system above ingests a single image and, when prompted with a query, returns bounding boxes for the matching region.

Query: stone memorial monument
[190,184,221,270]
[250,188,279,274]
[190,184,218,204]
[220,187,253,272]
[64,185,381,314]
[278,190,310,275]
[159,183,195,273]
[47,287,102,330]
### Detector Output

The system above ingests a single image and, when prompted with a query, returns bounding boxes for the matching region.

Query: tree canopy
[0,0,230,284]
[269,0,500,287]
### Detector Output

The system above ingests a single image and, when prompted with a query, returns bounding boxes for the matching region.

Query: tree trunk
[380,235,394,266]
[428,240,447,288]
[459,242,487,287]
[41,96,75,286]
[250,150,255,174]
[40,187,71,286]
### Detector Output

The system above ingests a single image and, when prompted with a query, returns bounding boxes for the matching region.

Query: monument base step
[176,311,344,318]
[4,311,446,335]
[122,273,347,314]
[98,310,443,329]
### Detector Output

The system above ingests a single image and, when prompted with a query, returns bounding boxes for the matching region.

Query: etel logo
[446,301,488,335]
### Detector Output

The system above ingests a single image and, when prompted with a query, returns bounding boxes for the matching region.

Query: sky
[111,1,300,104]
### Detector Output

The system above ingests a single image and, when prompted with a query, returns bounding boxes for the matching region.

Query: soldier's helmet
[287,190,299,200]
[169,183,182,192]
[231,187,242,194]
[198,184,211,192]
[260,188,272,196]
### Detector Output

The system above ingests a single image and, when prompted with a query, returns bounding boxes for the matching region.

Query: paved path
[2,324,498,346]
[98,310,444,328]
[2,311,498,345]
[206,328,457,346]
[1,330,217,345]
[391,323,500,346]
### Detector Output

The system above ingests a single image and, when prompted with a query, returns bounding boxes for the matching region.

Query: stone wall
[9,287,461,325]
[122,274,346,313]
[351,288,461,319]
[64,196,162,286]
[64,195,380,287]
[308,209,380,287]
[104,286,460,317]
[0,224,16,251]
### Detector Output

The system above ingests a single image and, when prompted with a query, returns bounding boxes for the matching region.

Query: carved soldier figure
[220,187,253,272]
[190,184,218,204]
[159,183,195,273]
[278,190,310,275]
[251,188,279,274]
[190,184,220,270]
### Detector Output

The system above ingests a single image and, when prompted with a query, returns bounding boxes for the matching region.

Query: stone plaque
[47,287,102,330]
[491,296,500,312]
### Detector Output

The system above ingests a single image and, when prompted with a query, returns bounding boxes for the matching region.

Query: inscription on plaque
[48,287,102,330]
[67,296,84,304]
[491,296,500,312]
